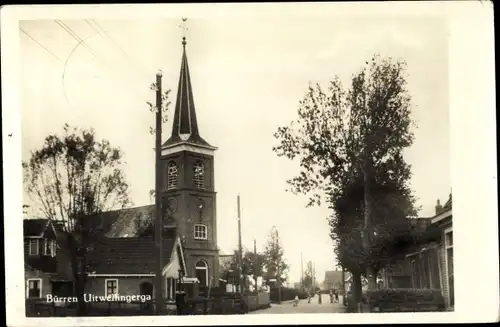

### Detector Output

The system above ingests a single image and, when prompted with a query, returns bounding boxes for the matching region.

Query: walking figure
[317,290,322,304]
[335,290,339,303]
[307,292,311,303]
[293,295,299,307]
[329,290,334,303]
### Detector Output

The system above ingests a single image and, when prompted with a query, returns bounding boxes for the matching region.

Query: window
[105,279,118,297]
[27,278,42,298]
[29,239,39,255]
[165,278,177,301]
[194,224,207,240]
[193,161,204,189]
[195,260,209,287]
[445,229,454,306]
[167,161,178,190]
[42,239,56,257]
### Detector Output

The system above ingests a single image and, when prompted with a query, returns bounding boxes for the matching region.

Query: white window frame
[165,277,177,301]
[167,161,178,190]
[444,227,453,306]
[193,224,208,240]
[29,239,39,255]
[193,161,205,189]
[42,239,49,256]
[195,260,209,287]
[26,278,42,299]
[50,240,57,257]
[105,279,119,297]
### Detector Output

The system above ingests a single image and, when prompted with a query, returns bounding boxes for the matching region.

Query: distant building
[323,270,343,291]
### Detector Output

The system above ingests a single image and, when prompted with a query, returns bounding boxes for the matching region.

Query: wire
[86,19,151,81]
[20,28,64,63]
[54,19,148,101]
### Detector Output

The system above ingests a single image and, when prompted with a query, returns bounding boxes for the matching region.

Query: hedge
[365,289,445,312]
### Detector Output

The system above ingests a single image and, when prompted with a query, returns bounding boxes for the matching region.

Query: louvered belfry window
[193,160,204,189]
[167,161,178,190]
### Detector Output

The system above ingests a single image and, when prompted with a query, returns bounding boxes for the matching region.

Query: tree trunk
[366,267,378,290]
[352,272,363,312]
[68,235,87,316]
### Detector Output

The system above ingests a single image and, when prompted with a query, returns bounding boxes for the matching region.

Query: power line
[54,19,148,101]
[86,19,151,81]
[20,28,63,63]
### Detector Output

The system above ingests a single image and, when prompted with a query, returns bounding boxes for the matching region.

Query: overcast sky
[20,14,450,284]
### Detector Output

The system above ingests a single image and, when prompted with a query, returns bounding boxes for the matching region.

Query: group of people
[292,289,341,307]
[329,289,339,303]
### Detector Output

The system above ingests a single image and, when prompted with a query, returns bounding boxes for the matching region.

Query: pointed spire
[163,36,214,149]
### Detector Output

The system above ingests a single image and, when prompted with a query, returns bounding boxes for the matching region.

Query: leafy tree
[273,55,417,298]
[302,260,314,291]
[262,227,289,286]
[219,249,266,291]
[22,124,131,315]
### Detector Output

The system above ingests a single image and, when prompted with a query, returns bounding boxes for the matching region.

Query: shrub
[365,289,445,312]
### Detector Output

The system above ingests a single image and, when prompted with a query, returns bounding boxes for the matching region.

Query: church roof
[162,37,214,149]
[87,237,177,274]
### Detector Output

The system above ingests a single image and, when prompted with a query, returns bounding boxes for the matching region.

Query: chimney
[435,199,443,215]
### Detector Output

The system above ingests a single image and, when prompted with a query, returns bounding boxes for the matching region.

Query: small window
[446,231,453,247]
[29,239,39,255]
[27,278,42,298]
[51,240,57,257]
[105,279,119,297]
[167,161,178,190]
[194,224,208,240]
[193,161,204,189]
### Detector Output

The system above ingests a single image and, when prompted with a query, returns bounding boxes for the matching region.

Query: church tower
[161,36,219,290]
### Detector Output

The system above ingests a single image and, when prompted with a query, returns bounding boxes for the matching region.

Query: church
[83,35,220,302]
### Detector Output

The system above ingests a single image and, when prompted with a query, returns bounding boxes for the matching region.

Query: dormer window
[167,161,178,190]
[193,161,204,189]
[42,239,57,257]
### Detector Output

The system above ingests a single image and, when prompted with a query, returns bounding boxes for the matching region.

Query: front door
[139,282,154,313]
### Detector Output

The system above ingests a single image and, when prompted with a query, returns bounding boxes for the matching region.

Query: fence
[26,292,270,317]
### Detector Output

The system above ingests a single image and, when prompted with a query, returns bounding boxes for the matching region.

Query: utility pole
[301,252,304,292]
[237,195,243,296]
[253,238,258,291]
[276,228,281,304]
[154,71,164,315]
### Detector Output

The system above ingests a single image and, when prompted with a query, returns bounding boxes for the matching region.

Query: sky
[19,15,450,284]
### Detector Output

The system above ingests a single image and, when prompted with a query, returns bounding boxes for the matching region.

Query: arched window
[193,224,207,240]
[195,260,209,286]
[193,161,204,189]
[167,161,178,190]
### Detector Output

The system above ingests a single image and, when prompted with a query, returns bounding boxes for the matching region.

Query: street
[250,294,345,314]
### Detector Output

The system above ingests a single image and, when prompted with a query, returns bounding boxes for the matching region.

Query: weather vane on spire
[177,17,188,46]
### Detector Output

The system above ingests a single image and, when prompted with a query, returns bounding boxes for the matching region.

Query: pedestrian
[307,292,311,303]
[318,290,322,304]
[329,290,334,303]
[293,295,299,307]
[335,290,339,303]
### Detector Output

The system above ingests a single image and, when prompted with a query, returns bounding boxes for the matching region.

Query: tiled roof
[23,218,49,237]
[443,193,452,210]
[87,237,176,274]
[162,37,214,149]
[84,205,155,238]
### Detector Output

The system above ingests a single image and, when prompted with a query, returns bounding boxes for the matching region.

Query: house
[24,219,73,300]
[381,193,453,310]
[323,270,343,291]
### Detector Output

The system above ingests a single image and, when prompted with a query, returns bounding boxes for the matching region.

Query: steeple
[162,36,214,149]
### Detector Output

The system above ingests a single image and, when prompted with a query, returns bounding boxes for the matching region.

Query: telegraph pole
[154,71,164,315]
[237,195,243,296]
[253,238,258,290]
[301,252,304,292]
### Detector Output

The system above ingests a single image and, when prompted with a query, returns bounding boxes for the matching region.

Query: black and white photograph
[2,2,498,326]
